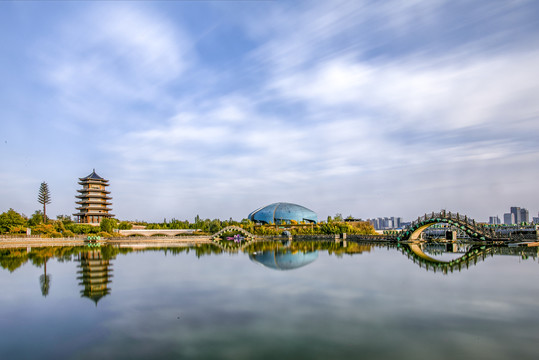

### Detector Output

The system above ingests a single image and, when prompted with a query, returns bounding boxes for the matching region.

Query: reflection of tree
[28,248,56,298]
[39,259,51,297]
[243,240,376,256]
[0,248,29,272]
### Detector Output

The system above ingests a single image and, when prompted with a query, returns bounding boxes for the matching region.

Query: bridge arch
[210,226,256,241]
[398,211,492,242]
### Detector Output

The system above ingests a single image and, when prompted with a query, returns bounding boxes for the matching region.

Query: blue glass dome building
[248,202,318,224]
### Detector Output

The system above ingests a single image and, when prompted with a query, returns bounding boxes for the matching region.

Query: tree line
[0,208,376,238]
[0,181,375,237]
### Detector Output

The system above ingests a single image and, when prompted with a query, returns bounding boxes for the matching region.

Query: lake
[1,241,538,359]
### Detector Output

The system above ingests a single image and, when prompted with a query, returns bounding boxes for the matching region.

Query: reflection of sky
[419,244,474,262]
[1,248,539,359]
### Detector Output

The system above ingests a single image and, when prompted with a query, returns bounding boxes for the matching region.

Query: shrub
[62,230,75,238]
[118,221,133,230]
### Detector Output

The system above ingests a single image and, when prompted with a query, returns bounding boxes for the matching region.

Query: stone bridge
[118,229,198,237]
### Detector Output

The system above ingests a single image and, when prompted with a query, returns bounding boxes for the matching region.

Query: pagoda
[74,169,113,224]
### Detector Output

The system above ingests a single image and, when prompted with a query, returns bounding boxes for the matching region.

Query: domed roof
[249,250,319,271]
[248,202,318,224]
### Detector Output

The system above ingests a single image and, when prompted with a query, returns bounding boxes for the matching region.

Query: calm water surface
[1,241,538,360]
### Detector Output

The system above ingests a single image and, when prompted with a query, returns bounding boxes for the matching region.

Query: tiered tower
[74,169,113,224]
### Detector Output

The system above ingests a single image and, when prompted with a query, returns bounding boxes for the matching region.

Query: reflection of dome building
[248,202,317,224]
[77,250,113,305]
[249,250,318,270]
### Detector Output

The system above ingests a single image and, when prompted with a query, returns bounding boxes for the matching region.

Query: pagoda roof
[80,169,107,182]
[76,193,112,198]
[73,212,115,217]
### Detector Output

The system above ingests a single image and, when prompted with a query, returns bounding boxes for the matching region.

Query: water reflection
[77,250,113,305]
[0,241,538,300]
[1,241,539,360]
[39,258,51,297]
[398,242,538,274]
[249,250,319,270]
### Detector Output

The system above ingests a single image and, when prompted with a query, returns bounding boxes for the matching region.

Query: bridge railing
[404,211,487,234]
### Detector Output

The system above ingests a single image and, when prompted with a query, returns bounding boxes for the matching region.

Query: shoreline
[2,235,534,250]
[0,234,392,249]
[0,236,214,249]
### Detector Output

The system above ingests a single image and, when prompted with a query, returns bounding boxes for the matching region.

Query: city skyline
[2,1,539,222]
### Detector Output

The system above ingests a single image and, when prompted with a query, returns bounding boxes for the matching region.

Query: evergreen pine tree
[37,182,51,223]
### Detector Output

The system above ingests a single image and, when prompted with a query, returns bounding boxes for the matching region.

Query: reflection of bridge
[210,226,257,251]
[211,238,257,252]
[397,242,538,274]
[398,211,494,242]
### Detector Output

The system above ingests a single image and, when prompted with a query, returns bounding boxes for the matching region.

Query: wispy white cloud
[269,51,539,131]
[5,0,538,221]
[41,4,189,125]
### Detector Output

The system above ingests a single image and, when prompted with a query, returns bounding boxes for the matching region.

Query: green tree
[100,218,117,234]
[37,182,51,223]
[28,210,44,227]
[56,215,73,225]
[0,209,27,234]
[118,221,133,230]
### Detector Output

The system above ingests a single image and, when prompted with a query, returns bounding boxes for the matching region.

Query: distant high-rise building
[369,216,403,230]
[533,217,539,224]
[520,208,529,223]
[489,216,501,225]
[510,207,521,225]
[504,213,514,225]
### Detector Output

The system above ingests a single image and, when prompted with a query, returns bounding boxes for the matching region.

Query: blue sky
[1,0,539,222]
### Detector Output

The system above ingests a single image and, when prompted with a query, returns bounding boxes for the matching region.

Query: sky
[1,0,539,223]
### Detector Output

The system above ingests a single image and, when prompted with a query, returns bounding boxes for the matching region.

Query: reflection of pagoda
[74,169,113,224]
[77,250,113,305]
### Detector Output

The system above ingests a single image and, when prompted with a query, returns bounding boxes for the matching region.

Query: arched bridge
[209,226,257,252]
[210,226,255,241]
[397,210,494,242]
